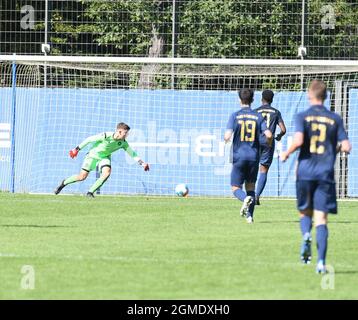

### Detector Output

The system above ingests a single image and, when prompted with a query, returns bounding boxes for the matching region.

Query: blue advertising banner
[1,87,342,197]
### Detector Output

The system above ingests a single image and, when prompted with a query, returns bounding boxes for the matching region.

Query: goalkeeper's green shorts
[81,155,111,173]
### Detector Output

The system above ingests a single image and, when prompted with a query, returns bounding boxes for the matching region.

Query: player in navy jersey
[225,88,272,223]
[255,90,286,205]
[281,80,351,273]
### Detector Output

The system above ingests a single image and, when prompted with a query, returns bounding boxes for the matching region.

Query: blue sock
[233,189,246,201]
[247,191,256,218]
[256,172,267,197]
[316,225,328,263]
[300,215,312,236]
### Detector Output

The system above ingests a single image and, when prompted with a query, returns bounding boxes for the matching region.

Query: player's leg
[255,164,269,205]
[87,159,111,197]
[296,180,315,264]
[231,161,253,218]
[54,155,96,194]
[313,181,337,274]
[231,161,247,202]
[244,181,256,224]
[314,210,328,274]
[244,161,259,223]
[255,147,273,205]
[299,209,313,264]
[54,170,89,194]
[232,183,254,219]
[232,185,246,201]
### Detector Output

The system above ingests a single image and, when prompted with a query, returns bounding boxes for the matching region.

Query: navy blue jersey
[295,105,348,182]
[227,107,267,162]
[255,104,283,136]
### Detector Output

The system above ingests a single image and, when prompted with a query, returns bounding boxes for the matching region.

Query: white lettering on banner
[286,136,293,150]
[0,155,10,163]
[195,135,216,157]
[218,141,226,157]
[0,123,11,149]
[124,123,229,168]
[123,122,290,172]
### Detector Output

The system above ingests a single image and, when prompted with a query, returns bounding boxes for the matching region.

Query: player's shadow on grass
[259,220,297,224]
[335,270,358,274]
[259,221,358,224]
[329,221,358,224]
[0,224,76,228]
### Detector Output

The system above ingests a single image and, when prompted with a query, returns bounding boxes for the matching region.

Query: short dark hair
[238,88,254,105]
[117,122,130,131]
[309,80,327,101]
[262,90,274,104]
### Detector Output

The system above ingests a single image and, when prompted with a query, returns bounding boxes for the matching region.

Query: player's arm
[224,113,235,143]
[280,132,303,162]
[275,112,287,141]
[124,143,149,171]
[280,113,304,162]
[69,133,106,159]
[224,130,233,143]
[259,113,273,145]
[338,140,352,154]
[264,129,273,142]
[336,117,352,154]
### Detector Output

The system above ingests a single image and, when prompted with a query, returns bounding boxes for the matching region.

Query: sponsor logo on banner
[0,123,11,149]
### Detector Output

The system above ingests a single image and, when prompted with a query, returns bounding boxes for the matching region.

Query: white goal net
[0,56,357,198]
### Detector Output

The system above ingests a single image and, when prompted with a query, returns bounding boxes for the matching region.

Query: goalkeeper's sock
[233,189,246,202]
[89,176,109,194]
[256,172,267,197]
[64,175,79,186]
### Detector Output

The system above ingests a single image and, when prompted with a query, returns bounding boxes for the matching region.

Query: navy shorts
[231,160,259,187]
[260,146,274,167]
[296,180,337,214]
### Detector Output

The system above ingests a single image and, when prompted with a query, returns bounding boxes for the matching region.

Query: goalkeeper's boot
[300,232,312,264]
[316,260,327,274]
[54,180,65,195]
[86,192,95,198]
[240,196,254,217]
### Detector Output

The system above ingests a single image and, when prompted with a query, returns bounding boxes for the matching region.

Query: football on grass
[175,184,189,197]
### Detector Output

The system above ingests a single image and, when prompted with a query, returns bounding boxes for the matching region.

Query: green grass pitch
[0,193,357,299]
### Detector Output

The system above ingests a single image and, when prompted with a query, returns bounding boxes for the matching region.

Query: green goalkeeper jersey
[78,132,138,160]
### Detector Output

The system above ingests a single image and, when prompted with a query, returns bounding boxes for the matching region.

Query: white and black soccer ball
[175,183,189,197]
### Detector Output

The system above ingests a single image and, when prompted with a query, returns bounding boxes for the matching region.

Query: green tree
[3,1,358,60]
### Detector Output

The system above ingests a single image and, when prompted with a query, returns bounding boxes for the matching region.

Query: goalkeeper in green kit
[55,122,149,197]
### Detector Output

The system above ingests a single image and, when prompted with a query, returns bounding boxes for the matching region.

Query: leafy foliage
[1,1,357,59]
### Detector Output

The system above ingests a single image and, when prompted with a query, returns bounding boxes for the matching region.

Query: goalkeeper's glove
[69,146,80,159]
[138,159,150,171]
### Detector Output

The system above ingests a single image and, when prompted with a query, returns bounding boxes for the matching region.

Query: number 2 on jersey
[238,120,256,142]
[310,123,326,154]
